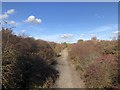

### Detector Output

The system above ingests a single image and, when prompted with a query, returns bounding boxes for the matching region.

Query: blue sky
[1,2,118,43]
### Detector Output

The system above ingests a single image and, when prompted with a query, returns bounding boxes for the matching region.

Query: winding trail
[54,49,85,88]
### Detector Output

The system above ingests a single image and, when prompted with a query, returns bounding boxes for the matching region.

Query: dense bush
[68,41,101,75]
[68,40,119,89]
[49,42,68,56]
[85,54,118,88]
[2,28,59,89]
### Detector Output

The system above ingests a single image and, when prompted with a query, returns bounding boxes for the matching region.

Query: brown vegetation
[68,40,119,89]
[1,23,119,89]
[2,28,59,89]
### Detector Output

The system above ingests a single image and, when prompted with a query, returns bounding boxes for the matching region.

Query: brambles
[85,54,118,88]
[51,42,68,55]
[2,28,59,89]
[68,40,119,89]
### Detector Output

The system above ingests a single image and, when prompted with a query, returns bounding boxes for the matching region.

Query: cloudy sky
[1,2,118,43]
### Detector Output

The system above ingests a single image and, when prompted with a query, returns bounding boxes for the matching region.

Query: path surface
[54,49,85,88]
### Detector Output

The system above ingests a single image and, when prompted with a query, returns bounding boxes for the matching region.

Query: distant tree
[91,36,97,41]
[62,42,68,48]
[77,39,83,43]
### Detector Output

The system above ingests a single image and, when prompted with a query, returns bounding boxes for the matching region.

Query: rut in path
[54,49,85,88]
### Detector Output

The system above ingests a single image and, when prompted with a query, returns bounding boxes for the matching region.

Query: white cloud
[24,15,42,24]
[6,9,15,14]
[0,9,15,19]
[112,30,120,34]
[111,31,120,40]
[59,34,73,39]
[34,34,75,43]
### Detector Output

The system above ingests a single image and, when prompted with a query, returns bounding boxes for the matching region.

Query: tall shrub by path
[68,40,119,88]
[84,54,118,88]
[68,41,101,76]
[2,28,59,89]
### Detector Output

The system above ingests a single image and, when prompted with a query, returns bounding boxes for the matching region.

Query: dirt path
[54,49,85,88]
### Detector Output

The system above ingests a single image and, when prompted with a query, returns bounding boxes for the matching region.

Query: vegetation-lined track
[2,28,119,89]
[54,49,85,88]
